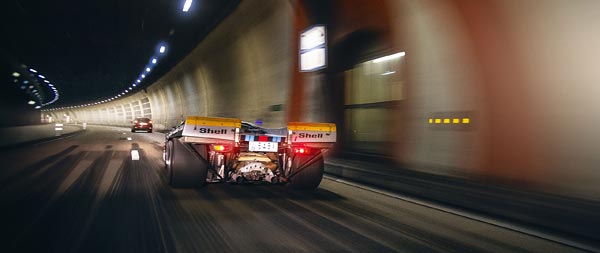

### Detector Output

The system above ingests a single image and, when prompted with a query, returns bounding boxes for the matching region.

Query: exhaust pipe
[233,174,244,184]
[265,174,280,184]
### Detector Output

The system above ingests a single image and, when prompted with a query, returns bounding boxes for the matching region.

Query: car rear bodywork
[132,117,153,133]
[163,116,336,190]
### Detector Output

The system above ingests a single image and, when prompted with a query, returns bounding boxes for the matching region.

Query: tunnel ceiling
[0,0,239,108]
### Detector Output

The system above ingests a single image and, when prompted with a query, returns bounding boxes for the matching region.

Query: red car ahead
[131,117,153,133]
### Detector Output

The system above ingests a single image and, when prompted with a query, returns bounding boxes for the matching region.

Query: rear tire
[287,151,324,190]
[148,129,153,133]
[165,138,208,188]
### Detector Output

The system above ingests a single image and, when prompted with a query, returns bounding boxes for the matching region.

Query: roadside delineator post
[82,122,87,130]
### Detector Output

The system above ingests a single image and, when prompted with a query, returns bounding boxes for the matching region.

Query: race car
[163,116,336,190]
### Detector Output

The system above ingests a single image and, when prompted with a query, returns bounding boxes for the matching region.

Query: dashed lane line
[131,150,140,160]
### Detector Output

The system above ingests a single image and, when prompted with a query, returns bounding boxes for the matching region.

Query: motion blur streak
[0,126,582,252]
[39,0,600,201]
[450,0,600,196]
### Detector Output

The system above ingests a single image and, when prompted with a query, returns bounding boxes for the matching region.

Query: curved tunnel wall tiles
[48,0,292,130]
[42,0,600,199]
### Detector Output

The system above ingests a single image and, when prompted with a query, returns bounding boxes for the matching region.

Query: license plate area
[248,141,278,152]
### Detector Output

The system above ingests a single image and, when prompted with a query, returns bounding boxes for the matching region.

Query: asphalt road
[0,125,586,252]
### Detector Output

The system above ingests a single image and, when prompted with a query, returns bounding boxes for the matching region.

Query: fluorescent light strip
[372,52,406,63]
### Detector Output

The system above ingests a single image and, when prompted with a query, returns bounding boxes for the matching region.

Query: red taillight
[293,147,311,155]
[149,120,153,124]
[211,144,232,152]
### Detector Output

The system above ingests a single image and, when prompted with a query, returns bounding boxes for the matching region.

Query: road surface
[0,125,585,252]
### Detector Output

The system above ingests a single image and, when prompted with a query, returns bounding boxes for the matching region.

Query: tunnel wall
[46,0,600,199]
[379,0,486,179]
[47,0,293,129]
[460,0,600,198]
[146,0,293,129]
[386,0,600,198]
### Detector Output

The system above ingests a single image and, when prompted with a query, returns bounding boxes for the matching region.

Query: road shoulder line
[323,175,598,253]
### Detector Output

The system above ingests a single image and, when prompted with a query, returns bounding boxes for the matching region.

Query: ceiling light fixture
[182,0,193,12]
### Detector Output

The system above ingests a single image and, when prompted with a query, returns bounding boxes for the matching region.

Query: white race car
[163,116,336,190]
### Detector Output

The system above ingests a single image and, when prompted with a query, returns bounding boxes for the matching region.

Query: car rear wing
[180,117,336,148]
[287,122,336,149]
[181,116,241,144]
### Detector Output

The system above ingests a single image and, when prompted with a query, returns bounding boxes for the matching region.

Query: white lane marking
[126,137,132,141]
[323,175,599,253]
[131,150,140,160]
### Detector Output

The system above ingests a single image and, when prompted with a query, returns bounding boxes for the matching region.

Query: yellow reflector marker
[429,115,471,125]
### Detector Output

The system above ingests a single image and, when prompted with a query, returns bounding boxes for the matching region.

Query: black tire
[148,129,153,133]
[131,128,135,132]
[165,138,208,188]
[287,151,324,190]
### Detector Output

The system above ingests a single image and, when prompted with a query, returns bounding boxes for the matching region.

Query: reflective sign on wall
[300,25,327,72]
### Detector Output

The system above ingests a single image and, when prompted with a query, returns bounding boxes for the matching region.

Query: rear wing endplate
[287,122,336,147]
[182,116,241,143]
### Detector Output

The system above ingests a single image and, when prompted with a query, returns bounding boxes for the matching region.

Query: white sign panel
[300,26,325,50]
[300,25,327,72]
[300,48,326,72]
